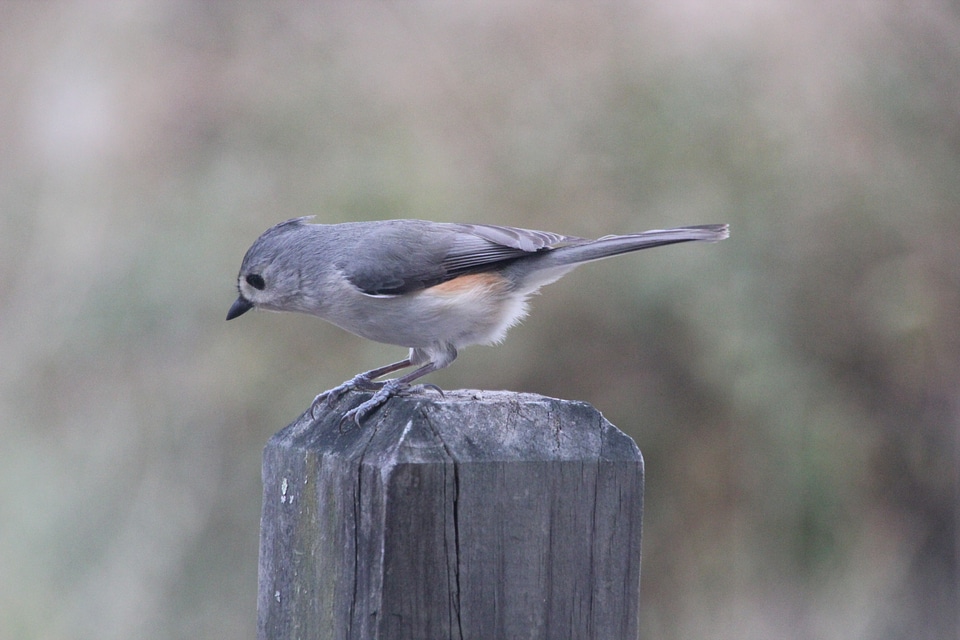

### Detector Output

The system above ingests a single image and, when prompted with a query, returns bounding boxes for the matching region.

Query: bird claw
[316,377,445,430]
[414,383,444,398]
[337,401,378,430]
[310,373,383,420]
[337,380,408,429]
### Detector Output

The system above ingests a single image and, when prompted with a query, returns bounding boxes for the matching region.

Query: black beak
[226,296,254,320]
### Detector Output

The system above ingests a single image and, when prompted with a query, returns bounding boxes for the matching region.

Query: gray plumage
[227,217,729,424]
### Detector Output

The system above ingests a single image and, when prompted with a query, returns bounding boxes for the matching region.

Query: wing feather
[340,221,583,297]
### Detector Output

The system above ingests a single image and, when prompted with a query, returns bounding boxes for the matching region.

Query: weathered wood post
[257,389,644,640]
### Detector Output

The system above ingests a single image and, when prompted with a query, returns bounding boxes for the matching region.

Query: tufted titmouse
[227,217,728,423]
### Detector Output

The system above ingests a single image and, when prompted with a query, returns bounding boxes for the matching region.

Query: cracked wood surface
[258,389,644,640]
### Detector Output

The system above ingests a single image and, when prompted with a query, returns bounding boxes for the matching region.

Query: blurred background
[2,2,958,638]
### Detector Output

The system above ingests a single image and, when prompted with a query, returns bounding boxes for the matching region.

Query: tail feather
[548,223,729,266]
[503,223,729,293]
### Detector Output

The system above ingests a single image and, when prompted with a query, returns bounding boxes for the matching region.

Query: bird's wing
[341,221,583,296]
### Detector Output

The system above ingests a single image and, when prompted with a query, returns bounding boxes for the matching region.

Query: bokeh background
[2,2,958,638]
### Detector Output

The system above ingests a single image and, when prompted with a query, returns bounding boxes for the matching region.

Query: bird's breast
[330,271,529,349]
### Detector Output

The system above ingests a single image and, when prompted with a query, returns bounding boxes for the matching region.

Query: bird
[227,217,729,424]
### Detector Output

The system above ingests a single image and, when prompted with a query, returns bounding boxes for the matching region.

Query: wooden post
[257,389,644,640]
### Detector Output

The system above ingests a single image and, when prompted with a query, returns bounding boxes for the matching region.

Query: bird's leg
[339,361,441,428]
[310,358,413,419]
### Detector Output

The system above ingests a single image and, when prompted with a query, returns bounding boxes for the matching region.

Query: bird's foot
[337,380,445,429]
[338,378,408,428]
[310,373,383,420]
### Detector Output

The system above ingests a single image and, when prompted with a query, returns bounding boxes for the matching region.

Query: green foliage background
[2,3,958,638]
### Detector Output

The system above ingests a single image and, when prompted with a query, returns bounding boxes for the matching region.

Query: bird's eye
[246,274,266,290]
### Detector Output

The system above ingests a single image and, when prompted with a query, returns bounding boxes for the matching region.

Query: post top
[268,389,643,467]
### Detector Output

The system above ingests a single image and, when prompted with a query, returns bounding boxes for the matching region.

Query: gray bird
[227,217,729,424]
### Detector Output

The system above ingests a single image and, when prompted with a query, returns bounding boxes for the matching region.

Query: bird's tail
[505,223,729,293]
[548,224,729,267]
[551,224,730,266]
